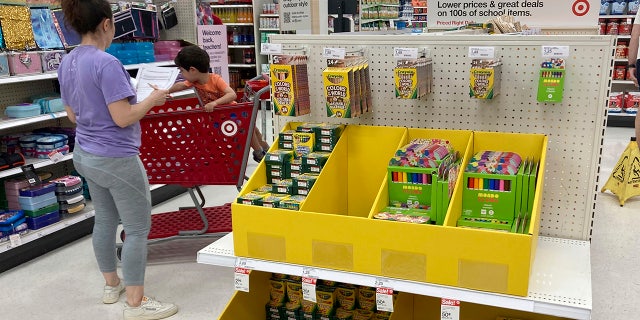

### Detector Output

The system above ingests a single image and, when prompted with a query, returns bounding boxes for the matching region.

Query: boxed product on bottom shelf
[232,125,547,297]
[218,270,567,320]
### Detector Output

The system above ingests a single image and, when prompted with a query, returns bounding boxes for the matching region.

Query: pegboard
[269,34,614,241]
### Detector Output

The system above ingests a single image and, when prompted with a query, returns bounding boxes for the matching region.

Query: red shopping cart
[117,97,258,255]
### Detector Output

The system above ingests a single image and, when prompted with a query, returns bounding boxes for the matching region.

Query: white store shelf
[198,234,592,320]
[0,73,58,85]
[228,45,256,49]
[228,63,257,68]
[0,111,68,131]
[0,153,74,180]
[259,28,280,31]
[208,4,252,8]
[124,61,175,70]
[612,80,636,84]
[260,13,279,17]
[226,23,254,26]
[608,112,636,117]
[599,14,636,18]
[0,207,95,254]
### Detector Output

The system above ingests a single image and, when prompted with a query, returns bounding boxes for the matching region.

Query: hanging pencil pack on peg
[129,2,159,40]
[158,1,178,30]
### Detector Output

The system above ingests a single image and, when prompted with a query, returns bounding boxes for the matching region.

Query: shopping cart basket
[117,97,258,255]
[242,74,271,141]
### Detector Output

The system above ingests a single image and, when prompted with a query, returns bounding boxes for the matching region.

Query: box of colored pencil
[537,58,565,103]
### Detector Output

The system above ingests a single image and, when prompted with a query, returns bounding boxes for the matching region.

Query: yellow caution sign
[601,140,640,206]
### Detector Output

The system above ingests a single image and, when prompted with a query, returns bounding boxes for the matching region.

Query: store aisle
[0,127,639,319]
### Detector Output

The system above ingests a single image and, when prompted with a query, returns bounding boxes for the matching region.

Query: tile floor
[0,126,638,320]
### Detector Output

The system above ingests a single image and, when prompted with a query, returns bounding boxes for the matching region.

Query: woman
[57,0,177,319]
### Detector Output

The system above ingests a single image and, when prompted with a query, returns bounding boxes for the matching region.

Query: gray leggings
[73,147,151,286]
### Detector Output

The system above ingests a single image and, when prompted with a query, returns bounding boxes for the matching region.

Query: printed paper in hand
[135,64,180,102]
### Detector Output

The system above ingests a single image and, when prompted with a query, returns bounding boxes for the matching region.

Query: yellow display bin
[232,126,547,297]
[368,131,546,296]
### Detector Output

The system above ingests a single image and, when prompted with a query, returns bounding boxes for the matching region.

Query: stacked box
[4,179,30,210]
[271,55,311,116]
[394,57,433,99]
[265,150,294,184]
[18,183,59,230]
[323,57,372,118]
[51,175,85,216]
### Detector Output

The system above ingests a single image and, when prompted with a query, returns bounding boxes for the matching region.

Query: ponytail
[60,0,112,35]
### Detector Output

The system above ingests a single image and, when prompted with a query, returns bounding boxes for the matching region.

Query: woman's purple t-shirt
[58,45,140,157]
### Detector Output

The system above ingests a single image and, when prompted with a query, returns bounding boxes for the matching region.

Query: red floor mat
[147,203,232,240]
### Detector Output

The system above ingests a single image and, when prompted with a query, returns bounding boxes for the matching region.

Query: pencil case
[34,97,64,113]
[0,210,25,227]
[40,50,66,73]
[51,175,82,193]
[7,51,43,76]
[5,181,22,193]
[18,193,57,211]
[0,53,9,77]
[0,222,28,238]
[26,210,60,230]
[36,134,68,150]
[19,134,47,149]
[0,152,25,171]
[59,197,85,211]
[35,145,69,159]
[23,202,59,218]
[5,103,42,118]
[58,193,84,205]
[60,201,85,215]
[19,183,56,197]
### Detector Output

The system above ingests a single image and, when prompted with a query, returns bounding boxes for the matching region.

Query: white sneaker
[123,296,178,320]
[103,281,125,304]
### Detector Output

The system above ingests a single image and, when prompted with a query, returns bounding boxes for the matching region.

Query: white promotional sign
[394,47,420,59]
[196,25,229,84]
[468,47,495,58]
[261,43,283,55]
[279,0,312,34]
[427,0,599,29]
[323,47,346,59]
[542,46,571,58]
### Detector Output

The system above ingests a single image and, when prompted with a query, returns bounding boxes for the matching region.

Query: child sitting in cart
[168,45,270,162]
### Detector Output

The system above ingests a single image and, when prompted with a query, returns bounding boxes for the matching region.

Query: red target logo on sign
[221,120,238,137]
[572,0,590,16]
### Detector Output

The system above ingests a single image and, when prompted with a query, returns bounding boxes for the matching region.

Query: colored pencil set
[389,138,452,168]
[467,177,511,191]
[391,171,433,184]
[466,151,522,175]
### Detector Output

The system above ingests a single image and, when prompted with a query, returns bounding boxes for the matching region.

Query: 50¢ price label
[375,287,394,312]
[234,267,251,292]
[440,298,460,320]
[302,277,317,302]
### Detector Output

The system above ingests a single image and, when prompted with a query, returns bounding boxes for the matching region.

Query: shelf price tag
[542,46,570,58]
[375,287,394,312]
[323,47,346,59]
[48,150,65,163]
[394,47,419,59]
[440,298,460,320]
[375,277,394,312]
[302,276,317,302]
[261,43,282,55]
[9,234,22,247]
[234,258,252,292]
[302,267,318,302]
[468,47,495,59]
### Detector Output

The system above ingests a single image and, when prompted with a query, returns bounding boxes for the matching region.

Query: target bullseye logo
[572,0,590,16]
[221,120,238,137]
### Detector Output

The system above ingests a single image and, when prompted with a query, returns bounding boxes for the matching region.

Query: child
[168,45,270,162]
